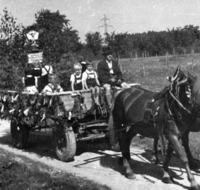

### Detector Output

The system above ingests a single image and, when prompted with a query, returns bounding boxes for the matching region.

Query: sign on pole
[28,52,43,64]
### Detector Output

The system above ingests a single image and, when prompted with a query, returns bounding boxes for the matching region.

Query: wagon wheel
[54,124,76,162]
[10,119,29,149]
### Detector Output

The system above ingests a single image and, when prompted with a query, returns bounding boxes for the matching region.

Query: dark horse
[109,67,200,189]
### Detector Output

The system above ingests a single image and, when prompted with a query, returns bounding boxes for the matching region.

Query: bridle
[167,74,200,118]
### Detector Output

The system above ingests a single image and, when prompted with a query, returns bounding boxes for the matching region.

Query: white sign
[28,52,43,63]
[26,30,39,47]
[26,30,39,41]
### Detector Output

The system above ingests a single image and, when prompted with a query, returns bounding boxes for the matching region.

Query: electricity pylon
[98,15,114,35]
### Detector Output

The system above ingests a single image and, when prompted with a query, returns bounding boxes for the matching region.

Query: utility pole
[98,15,113,35]
[98,15,114,45]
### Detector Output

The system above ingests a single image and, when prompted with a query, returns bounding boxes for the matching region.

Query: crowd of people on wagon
[22,62,63,94]
[23,46,130,108]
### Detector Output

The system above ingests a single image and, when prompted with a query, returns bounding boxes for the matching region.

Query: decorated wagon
[0,86,138,162]
[0,29,139,162]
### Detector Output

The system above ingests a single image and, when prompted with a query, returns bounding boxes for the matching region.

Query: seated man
[41,74,63,93]
[97,46,128,107]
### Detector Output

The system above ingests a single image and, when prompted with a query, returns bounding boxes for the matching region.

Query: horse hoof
[118,157,123,166]
[162,176,173,184]
[126,172,136,179]
[111,143,121,152]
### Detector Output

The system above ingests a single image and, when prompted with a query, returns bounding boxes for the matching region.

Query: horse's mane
[153,86,169,101]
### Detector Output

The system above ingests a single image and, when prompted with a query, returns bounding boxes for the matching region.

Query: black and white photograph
[0,0,200,189]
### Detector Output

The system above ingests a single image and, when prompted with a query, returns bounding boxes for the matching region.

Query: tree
[23,9,83,90]
[85,32,103,57]
[0,8,24,60]
[26,9,81,63]
[105,32,128,59]
[0,8,25,90]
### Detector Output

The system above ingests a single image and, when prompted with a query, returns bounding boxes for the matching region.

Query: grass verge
[0,148,110,190]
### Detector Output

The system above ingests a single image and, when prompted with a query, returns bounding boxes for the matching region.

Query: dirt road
[0,119,199,190]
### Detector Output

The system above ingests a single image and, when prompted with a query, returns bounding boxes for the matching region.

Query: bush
[55,59,74,91]
[0,56,23,90]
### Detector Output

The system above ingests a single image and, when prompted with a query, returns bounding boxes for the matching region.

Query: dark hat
[102,46,113,56]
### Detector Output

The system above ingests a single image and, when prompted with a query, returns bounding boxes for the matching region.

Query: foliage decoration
[0,91,68,128]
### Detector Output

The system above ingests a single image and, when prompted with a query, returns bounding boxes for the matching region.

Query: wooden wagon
[0,84,139,162]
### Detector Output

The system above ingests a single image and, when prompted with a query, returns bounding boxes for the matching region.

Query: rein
[169,90,191,114]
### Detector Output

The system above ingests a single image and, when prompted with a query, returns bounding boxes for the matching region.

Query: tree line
[1,8,200,90]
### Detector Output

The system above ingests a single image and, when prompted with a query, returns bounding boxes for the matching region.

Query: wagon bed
[0,83,140,161]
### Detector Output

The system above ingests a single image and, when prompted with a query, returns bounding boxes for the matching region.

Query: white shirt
[106,60,114,74]
[42,83,63,93]
[41,65,53,76]
[24,86,38,93]
[82,70,98,81]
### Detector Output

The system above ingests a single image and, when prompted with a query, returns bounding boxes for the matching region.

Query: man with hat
[97,46,123,108]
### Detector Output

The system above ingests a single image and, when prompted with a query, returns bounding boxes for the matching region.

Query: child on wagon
[41,74,63,93]
[70,63,83,91]
[82,62,101,105]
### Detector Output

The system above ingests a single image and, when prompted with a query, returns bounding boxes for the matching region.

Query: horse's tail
[157,98,167,155]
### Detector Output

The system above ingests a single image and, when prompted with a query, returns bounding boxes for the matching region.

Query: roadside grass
[0,148,110,190]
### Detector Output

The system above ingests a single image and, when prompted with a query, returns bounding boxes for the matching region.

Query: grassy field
[121,53,200,91]
[119,53,200,160]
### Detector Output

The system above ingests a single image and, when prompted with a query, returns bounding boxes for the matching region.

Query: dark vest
[86,72,97,88]
[38,66,51,92]
[24,68,41,87]
[24,75,35,87]
[74,73,82,90]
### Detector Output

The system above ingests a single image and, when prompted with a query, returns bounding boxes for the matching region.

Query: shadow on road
[0,122,199,190]
[0,126,110,161]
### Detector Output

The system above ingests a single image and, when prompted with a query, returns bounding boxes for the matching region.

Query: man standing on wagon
[97,46,123,108]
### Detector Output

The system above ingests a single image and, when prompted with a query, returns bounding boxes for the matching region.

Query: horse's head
[187,72,200,108]
[169,67,200,114]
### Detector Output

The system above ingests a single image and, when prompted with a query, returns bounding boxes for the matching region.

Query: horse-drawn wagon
[0,85,137,162]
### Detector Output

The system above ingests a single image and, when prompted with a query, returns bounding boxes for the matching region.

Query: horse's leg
[154,136,159,165]
[119,130,136,179]
[162,144,174,183]
[182,130,200,169]
[164,121,199,189]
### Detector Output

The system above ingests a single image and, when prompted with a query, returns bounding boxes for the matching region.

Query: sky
[1,0,200,42]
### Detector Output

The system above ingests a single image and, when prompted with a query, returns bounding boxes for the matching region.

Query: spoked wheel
[54,124,76,162]
[10,119,29,149]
